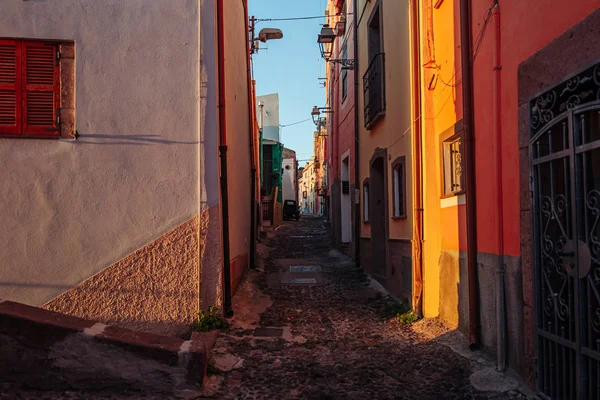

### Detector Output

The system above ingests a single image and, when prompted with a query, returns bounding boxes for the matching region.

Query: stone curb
[0,300,213,395]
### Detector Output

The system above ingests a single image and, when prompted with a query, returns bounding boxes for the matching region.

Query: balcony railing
[363,53,386,129]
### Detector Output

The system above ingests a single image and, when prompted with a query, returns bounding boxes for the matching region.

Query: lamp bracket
[326,59,355,69]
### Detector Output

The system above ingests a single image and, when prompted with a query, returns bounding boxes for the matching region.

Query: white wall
[257,93,279,142]
[282,159,296,202]
[0,1,202,306]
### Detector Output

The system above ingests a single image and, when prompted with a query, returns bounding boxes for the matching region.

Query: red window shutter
[0,39,21,135]
[22,41,59,136]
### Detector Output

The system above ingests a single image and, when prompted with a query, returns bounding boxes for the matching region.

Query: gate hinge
[529,176,534,196]
[56,108,60,125]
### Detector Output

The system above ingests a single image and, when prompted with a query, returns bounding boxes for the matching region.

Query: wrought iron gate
[531,61,600,399]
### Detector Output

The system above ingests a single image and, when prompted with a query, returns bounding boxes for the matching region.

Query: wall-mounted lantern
[317,25,336,60]
[311,106,333,130]
[317,24,355,69]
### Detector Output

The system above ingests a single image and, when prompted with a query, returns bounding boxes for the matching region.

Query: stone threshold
[0,299,217,397]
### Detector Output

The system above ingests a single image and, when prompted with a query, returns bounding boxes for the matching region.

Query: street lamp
[317,25,336,60]
[249,17,284,54]
[311,106,332,129]
[317,24,355,69]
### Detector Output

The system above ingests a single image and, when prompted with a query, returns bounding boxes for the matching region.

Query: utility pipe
[353,0,361,269]
[460,0,480,348]
[217,0,233,317]
[410,0,424,317]
[244,0,257,270]
[491,1,506,371]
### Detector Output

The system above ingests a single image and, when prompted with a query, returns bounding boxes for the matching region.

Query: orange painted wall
[471,0,599,257]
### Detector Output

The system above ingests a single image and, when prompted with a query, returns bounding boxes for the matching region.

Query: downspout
[353,0,361,269]
[491,0,506,371]
[217,0,233,317]
[410,0,424,316]
[243,0,257,269]
[460,0,479,348]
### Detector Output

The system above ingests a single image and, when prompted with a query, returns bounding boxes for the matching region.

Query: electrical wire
[280,118,313,128]
[257,13,353,23]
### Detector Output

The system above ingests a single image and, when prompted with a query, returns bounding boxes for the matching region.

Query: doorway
[370,149,388,279]
[341,155,351,243]
[531,94,600,398]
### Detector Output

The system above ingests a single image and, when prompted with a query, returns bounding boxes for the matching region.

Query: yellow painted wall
[357,0,413,240]
[420,0,463,322]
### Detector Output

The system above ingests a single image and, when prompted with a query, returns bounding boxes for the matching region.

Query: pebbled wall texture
[44,216,201,338]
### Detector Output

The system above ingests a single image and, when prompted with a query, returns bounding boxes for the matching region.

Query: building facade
[325,0,357,251]
[323,0,600,396]
[0,0,257,336]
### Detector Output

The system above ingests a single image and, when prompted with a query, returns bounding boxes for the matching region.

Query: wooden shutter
[0,39,21,135]
[22,41,59,136]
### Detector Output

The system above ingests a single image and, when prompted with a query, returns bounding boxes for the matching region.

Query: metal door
[531,61,600,400]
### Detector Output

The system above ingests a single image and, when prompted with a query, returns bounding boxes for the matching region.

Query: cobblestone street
[206,216,533,400]
[1,216,535,400]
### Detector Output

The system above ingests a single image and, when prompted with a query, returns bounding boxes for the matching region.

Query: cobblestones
[1,217,535,399]
[209,216,534,400]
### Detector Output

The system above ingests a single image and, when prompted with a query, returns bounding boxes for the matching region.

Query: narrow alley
[206,217,531,400]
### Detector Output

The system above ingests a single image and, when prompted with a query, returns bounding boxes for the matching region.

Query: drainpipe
[491,1,506,371]
[244,0,257,269]
[217,0,233,317]
[410,0,424,317]
[460,0,479,348]
[353,0,361,269]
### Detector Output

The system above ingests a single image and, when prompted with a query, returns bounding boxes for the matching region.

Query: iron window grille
[363,53,386,129]
[441,133,463,196]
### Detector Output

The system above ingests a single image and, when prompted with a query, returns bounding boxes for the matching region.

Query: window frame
[363,178,370,223]
[341,41,348,102]
[440,123,465,198]
[391,156,407,219]
[0,39,62,139]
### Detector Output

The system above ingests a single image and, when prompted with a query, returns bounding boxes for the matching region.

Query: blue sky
[249,0,327,164]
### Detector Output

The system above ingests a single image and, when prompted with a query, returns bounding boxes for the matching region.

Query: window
[441,132,463,196]
[363,179,370,222]
[363,1,385,129]
[391,156,406,218]
[341,42,348,101]
[0,39,61,137]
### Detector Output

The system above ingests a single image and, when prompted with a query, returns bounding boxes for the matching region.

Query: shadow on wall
[75,134,200,146]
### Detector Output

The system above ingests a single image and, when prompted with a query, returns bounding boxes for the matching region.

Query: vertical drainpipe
[410,0,424,317]
[243,0,257,270]
[491,0,506,371]
[217,0,233,317]
[353,0,361,269]
[460,0,480,348]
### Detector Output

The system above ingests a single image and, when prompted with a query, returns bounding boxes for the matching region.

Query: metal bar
[574,137,600,154]
[568,110,582,398]
[532,148,572,166]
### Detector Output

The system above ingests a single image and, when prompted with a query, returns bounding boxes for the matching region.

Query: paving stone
[253,327,284,337]
[207,216,533,400]
[280,278,317,284]
[288,265,322,272]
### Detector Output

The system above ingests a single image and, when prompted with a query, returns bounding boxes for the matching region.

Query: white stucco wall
[257,93,279,142]
[0,1,203,306]
[282,159,296,202]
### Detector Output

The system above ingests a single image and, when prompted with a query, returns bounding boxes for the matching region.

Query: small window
[442,133,463,196]
[341,42,348,101]
[391,156,406,218]
[363,179,370,222]
[0,38,74,139]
